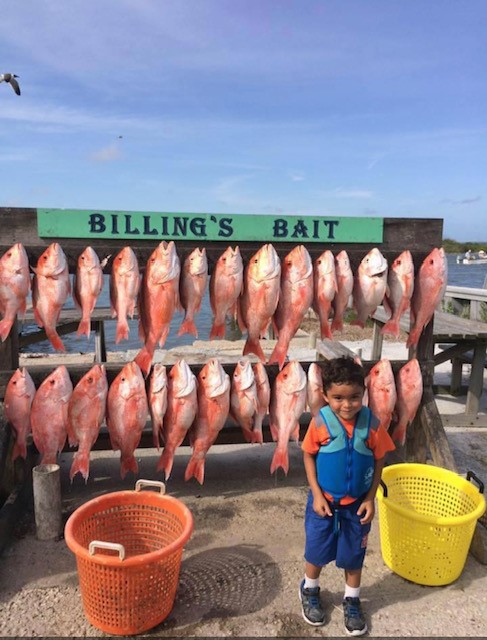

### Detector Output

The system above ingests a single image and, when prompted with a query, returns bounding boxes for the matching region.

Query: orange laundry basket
[64,480,193,636]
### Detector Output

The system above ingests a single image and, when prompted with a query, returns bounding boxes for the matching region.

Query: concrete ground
[0,337,486,637]
[0,430,486,638]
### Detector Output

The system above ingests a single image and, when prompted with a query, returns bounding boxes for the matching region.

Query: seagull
[0,73,21,95]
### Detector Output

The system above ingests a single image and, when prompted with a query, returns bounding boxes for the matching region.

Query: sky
[1,1,486,242]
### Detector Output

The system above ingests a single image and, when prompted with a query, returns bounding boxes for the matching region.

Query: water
[22,253,487,356]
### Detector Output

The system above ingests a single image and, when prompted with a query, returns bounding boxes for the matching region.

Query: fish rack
[2,207,480,557]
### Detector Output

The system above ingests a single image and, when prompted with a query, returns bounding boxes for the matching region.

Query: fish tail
[120,453,138,479]
[406,324,422,348]
[268,342,287,370]
[209,321,225,340]
[350,319,365,328]
[251,429,263,445]
[0,318,13,342]
[152,423,163,451]
[243,337,267,363]
[270,446,289,475]
[76,318,91,338]
[70,451,90,482]
[40,452,58,465]
[12,439,27,461]
[115,318,130,344]
[134,346,153,377]
[184,456,205,485]
[46,329,66,352]
[178,318,198,337]
[381,319,400,338]
[319,318,333,340]
[156,448,174,480]
[330,316,343,332]
[392,421,407,447]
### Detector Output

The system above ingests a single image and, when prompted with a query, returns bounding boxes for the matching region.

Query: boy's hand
[313,493,332,517]
[357,498,375,524]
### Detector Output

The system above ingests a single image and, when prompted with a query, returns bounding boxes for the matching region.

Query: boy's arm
[356,456,386,524]
[303,451,332,517]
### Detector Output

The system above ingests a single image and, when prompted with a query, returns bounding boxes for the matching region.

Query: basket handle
[380,479,388,498]
[88,540,125,560]
[466,471,484,494]
[135,479,166,494]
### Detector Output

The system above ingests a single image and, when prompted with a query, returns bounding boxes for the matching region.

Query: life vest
[315,405,377,501]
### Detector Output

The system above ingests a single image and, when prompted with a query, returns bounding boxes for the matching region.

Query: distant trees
[442,238,487,254]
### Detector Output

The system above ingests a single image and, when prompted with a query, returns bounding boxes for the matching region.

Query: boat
[456,250,487,265]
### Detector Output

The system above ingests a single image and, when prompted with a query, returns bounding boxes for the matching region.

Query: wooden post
[465,341,487,414]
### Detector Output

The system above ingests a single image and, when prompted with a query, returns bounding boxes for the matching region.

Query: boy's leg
[336,504,369,636]
[299,562,326,626]
[300,491,336,626]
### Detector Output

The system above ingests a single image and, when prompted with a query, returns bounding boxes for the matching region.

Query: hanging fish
[32,243,71,351]
[269,245,313,370]
[73,247,108,338]
[156,359,197,480]
[185,359,230,484]
[269,360,307,475]
[110,246,140,344]
[0,243,31,342]
[178,248,208,337]
[68,364,108,481]
[4,367,36,460]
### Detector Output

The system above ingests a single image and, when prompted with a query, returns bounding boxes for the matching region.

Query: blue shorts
[304,490,371,570]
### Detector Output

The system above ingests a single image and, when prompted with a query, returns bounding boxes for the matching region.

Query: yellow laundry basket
[377,463,485,586]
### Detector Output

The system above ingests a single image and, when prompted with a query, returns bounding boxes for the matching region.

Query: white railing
[444,284,487,321]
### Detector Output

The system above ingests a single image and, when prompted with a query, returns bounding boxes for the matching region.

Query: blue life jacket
[315,405,377,501]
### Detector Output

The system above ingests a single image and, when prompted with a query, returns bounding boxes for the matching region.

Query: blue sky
[1,1,485,241]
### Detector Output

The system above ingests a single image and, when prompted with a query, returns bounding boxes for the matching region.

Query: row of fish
[0,241,447,374]
[4,355,422,483]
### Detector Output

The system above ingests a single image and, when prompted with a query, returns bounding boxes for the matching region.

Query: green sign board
[37,208,383,243]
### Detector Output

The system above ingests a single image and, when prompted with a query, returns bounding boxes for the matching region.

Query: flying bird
[0,73,21,95]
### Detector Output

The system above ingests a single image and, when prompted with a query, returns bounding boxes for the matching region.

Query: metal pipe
[33,463,62,540]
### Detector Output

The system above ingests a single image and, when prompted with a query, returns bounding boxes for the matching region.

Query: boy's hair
[322,357,365,391]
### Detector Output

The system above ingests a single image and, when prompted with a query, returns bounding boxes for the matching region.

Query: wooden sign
[37,208,384,243]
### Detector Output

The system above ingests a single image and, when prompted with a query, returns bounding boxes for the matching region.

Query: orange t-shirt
[302,410,395,505]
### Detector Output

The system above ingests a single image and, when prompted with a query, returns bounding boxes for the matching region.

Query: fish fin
[178,318,198,337]
[76,318,91,338]
[268,342,287,370]
[209,321,225,340]
[156,448,174,479]
[120,454,138,479]
[269,420,279,442]
[152,423,163,450]
[243,337,267,363]
[12,439,27,461]
[115,318,130,343]
[381,319,400,338]
[134,346,153,377]
[184,456,205,485]
[0,318,13,342]
[46,330,66,352]
[291,422,300,442]
[70,452,90,482]
[270,446,289,475]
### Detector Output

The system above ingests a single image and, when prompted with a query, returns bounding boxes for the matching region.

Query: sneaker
[298,579,326,626]
[342,597,367,636]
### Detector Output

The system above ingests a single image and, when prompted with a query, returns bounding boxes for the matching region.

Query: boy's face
[323,382,364,422]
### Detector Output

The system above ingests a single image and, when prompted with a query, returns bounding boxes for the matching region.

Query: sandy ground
[0,334,486,637]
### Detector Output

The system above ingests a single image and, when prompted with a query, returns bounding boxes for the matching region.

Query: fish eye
[87,377,93,383]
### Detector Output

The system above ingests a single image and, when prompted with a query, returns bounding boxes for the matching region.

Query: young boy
[299,357,395,636]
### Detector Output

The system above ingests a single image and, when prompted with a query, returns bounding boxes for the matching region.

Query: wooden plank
[419,386,457,469]
[441,414,487,427]
[466,342,487,415]
[0,208,443,271]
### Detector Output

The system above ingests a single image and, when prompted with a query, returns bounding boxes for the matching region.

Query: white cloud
[90,142,123,163]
